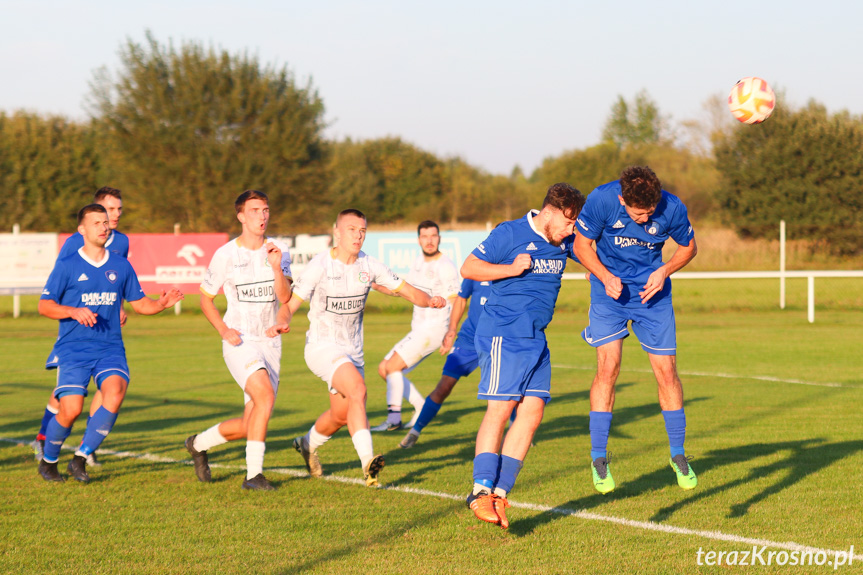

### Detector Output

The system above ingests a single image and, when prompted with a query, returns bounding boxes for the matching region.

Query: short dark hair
[337,208,367,224]
[620,166,662,209]
[93,186,122,202]
[78,203,107,225]
[541,183,585,220]
[417,220,439,235]
[235,190,269,213]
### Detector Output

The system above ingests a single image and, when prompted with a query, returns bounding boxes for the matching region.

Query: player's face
[78,212,110,248]
[543,208,577,247]
[98,196,123,230]
[418,227,440,256]
[335,214,367,256]
[238,199,270,236]
[619,195,655,224]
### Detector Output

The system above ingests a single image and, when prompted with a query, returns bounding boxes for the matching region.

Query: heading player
[185,190,292,491]
[463,183,585,529]
[372,221,459,432]
[37,204,183,483]
[574,166,698,494]
[285,209,446,487]
[398,277,491,449]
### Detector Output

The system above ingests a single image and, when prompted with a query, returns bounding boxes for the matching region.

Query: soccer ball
[727,77,776,124]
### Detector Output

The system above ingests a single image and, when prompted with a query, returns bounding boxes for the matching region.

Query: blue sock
[589,411,613,461]
[509,405,518,425]
[411,397,442,433]
[496,455,523,495]
[473,452,500,489]
[662,408,686,457]
[38,406,57,438]
[78,407,119,456]
[44,417,72,463]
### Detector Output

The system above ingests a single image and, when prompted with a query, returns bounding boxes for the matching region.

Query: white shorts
[385,327,447,371]
[222,338,281,404]
[304,341,365,395]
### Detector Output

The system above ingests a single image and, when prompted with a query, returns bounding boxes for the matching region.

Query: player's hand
[510,253,532,276]
[266,242,282,269]
[119,307,128,327]
[70,307,98,327]
[603,274,623,300]
[639,267,668,304]
[429,296,446,309]
[158,288,185,309]
[265,323,291,338]
[221,328,243,346]
[439,329,457,355]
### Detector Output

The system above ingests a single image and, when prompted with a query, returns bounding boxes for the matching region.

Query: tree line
[1,33,861,254]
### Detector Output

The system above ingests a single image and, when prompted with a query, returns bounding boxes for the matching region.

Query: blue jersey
[455,278,491,344]
[473,211,576,339]
[59,229,130,259]
[41,249,145,361]
[576,181,693,306]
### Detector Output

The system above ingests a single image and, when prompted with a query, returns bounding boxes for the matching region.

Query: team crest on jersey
[105,270,119,284]
[358,271,370,283]
[644,223,659,235]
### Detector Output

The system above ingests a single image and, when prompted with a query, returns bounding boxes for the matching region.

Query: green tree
[89,32,328,233]
[0,111,101,232]
[601,90,671,147]
[715,101,863,254]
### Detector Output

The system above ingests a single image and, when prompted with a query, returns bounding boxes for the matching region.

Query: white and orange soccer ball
[728,77,776,124]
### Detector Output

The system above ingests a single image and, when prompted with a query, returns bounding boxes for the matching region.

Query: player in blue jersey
[398,277,491,449]
[34,186,129,466]
[36,204,183,483]
[463,183,585,529]
[574,166,698,494]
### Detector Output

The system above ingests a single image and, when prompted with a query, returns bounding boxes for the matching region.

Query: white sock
[246,440,265,480]
[351,429,374,470]
[493,486,508,498]
[404,377,424,411]
[386,371,405,408]
[307,425,331,451]
[194,424,228,452]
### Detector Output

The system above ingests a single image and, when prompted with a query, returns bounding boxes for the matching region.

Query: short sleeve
[471,224,512,264]
[440,260,460,298]
[200,247,228,297]
[41,260,69,302]
[576,193,605,241]
[369,257,403,292]
[121,261,146,302]
[667,200,694,247]
[458,278,474,299]
[292,257,325,302]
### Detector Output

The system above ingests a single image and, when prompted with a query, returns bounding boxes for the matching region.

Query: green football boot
[670,454,697,490]
[591,456,616,494]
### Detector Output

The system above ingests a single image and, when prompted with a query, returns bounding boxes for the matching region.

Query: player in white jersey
[371,221,460,431]
[285,209,446,487]
[184,190,292,491]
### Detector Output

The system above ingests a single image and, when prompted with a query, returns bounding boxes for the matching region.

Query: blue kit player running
[463,183,585,529]
[398,277,491,449]
[34,186,130,465]
[574,166,698,494]
[36,204,183,483]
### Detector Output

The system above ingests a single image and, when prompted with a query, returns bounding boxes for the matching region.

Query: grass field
[2,288,862,574]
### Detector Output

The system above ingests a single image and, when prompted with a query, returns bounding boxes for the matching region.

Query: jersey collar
[77,247,110,268]
[526,210,551,243]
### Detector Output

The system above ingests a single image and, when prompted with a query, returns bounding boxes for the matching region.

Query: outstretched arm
[395,282,446,309]
[128,288,185,316]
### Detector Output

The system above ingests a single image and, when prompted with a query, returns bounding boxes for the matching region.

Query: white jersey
[200,238,292,340]
[405,253,460,332]
[292,250,404,360]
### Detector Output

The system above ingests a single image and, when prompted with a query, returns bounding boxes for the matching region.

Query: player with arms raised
[287,209,446,487]
[574,166,698,494]
[37,204,183,483]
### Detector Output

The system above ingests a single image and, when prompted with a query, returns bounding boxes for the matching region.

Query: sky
[1,0,861,175]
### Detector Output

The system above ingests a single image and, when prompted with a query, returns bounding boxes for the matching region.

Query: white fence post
[779,220,786,310]
[13,223,21,318]
[807,276,815,324]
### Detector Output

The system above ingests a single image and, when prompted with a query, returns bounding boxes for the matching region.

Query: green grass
[1,289,862,574]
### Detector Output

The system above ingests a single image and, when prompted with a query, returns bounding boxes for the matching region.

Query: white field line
[5,437,860,562]
[551,364,860,389]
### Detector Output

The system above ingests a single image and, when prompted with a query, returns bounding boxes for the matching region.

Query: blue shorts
[53,355,130,399]
[475,335,551,402]
[442,339,480,379]
[582,301,677,355]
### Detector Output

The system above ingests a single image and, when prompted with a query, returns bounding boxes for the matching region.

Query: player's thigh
[224,339,280,404]
[245,368,276,408]
[476,336,549,402]
[442,343,479,381]
[387,329,442,371]
[630,304,677,356]
[582,302,631,348]
[53,358,98,400]
[305,341,364,396]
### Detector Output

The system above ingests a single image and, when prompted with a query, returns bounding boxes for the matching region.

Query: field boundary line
[4,436,860,562]
[551,364,859,389]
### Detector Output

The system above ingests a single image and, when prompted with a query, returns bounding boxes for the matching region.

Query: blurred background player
[574,166,698,494]
[371,221,459,431]
[33,186,129,467]
[398,276,490,448]
[185,190,292,491]
[37,203,183,483]
[462,183,585,529]
[286,209,446,487]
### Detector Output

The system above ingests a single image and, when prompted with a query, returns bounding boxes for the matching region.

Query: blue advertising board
[362,231,490,276]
